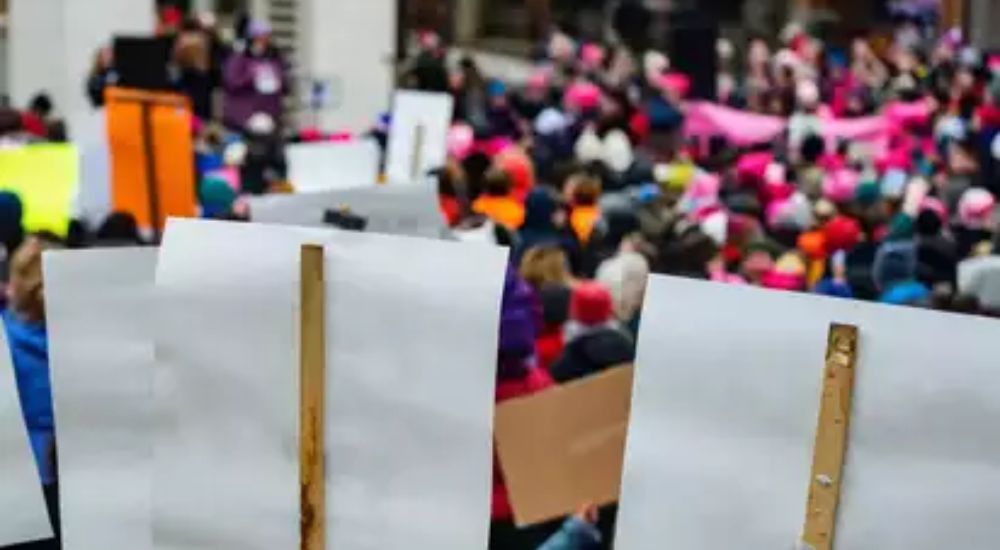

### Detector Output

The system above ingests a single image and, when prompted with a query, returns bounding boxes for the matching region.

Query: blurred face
[552,207,567,229]
[749,40,770,67]
[252,34,271,53]
[852,38,871,61]
[98,47,113,69]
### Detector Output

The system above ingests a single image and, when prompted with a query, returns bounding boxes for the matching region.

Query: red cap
[161,6,183,27]
[570,282,614,326]
[824,215,862,252]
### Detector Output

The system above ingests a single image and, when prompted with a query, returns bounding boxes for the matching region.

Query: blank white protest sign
[44,248,157,550]
[247,184,448,239]
[152,219,507,550]
[0,324,52,546]
[617,277,1000,550]
[385,91,454,184]
[286,139,380,193]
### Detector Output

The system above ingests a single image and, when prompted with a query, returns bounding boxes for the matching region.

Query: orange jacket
[570,205,601,244]
[473,195,525,229]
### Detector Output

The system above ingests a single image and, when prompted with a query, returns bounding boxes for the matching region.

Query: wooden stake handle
[801,324,859,550]
[410,124,425,181]
[300,244,326,550]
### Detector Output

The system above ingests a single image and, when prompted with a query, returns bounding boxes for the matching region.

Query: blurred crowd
[4,1,1000,549]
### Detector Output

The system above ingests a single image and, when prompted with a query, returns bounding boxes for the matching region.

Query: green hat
[854,181,881,207]
[199,176,237,213]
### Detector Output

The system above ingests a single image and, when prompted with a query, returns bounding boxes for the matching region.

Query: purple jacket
[222,51,289,130]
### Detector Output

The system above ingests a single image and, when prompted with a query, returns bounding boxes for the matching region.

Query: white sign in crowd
[0,216,999,549]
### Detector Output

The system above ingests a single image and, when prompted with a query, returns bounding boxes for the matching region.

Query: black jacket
[551,327,635,384]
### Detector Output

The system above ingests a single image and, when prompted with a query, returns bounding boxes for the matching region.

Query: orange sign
[106,87,197,233]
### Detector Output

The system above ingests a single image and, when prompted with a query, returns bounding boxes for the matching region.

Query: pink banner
[684,100,930,148]
[684,102,785,146]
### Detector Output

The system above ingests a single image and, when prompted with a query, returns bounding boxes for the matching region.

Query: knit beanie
[570,282,615,326]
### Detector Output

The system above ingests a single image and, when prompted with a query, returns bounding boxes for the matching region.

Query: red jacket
[535,328,565,372]
[492,367,554,520]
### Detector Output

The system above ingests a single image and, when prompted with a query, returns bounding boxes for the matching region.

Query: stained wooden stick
[800,324,859,550]
[299,244,326,550]
[410,124,425,181]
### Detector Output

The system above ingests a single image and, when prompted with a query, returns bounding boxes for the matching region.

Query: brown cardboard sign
[495,366,635,527]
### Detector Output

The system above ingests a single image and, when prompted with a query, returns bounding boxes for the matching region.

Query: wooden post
[800,324,859,550]
[299,244,326,550]
[410,124,425,182]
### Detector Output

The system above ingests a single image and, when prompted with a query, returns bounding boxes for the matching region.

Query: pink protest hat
[958,188,996,229]
[659,72,692,99]
[564,81,603,112]
[823,169,860,204]
[920,196,948,225]
[447,123,474,160]
[736,152,773,186]
[580,43,606,69]
[527,67,552,90]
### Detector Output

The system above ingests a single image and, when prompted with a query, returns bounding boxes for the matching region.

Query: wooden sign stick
[410,124,425,182]
[800,324,859,550]
[300,244,326,550]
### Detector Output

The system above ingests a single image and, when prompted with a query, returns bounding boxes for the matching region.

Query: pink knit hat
[447,123,474,160]
[564,81,603,112]
[736,152,772,186]
[823,169,860,203]
[680,173,721,215]
[958,188,996,229]
[580,43,606,70]
[659,72,692,99]
[920,196,948,225]
[527,67,552,90]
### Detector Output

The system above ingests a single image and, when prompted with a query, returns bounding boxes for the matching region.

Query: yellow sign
[0,144,78,237]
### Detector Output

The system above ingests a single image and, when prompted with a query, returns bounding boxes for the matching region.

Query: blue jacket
[3,310,55,485]
[537,518,602,550]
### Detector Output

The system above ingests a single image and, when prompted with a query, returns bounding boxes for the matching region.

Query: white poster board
[69,109,113,228]
[385,91,454,185]
[303,0,396,133]
[0,323,52,546]
[617,277,1000,550]
[153,219,507,550]
[248,184,448,239]
[286,139,380,193]
[9,0,154,119]
[45,248,157,550]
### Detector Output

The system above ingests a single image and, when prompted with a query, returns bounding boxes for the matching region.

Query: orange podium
[105,87,197,237]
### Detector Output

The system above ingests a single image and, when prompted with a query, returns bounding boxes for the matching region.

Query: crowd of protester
[3,2,1000,549]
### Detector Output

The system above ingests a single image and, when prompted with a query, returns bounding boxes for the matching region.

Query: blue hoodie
[537,517,602,550]
[514,188,580,268]
[3,310,55,485]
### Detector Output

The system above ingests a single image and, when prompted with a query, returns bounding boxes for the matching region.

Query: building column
[968,0,1000,49]
[454,0,482,44]
[940,0,964,31]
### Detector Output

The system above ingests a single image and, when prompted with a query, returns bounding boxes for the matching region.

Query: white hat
[701,210,729,246]
[643,51,669,80]
[246,112,276,135]
[601,130,634,173]
[534,107,569,136]
[223,141,248,166]
[575,128,604,163]
[796,79,820,108]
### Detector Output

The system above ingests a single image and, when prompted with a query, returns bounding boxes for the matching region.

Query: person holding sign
[491,268,556,550]
[2,237,62,549]
[222,21,289,132]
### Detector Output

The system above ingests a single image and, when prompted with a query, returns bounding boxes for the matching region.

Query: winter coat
[3,310,55,485]
[537,517,602,550]
[515,190,581,271]
[222,50,289,130]
[551,325,634,384]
